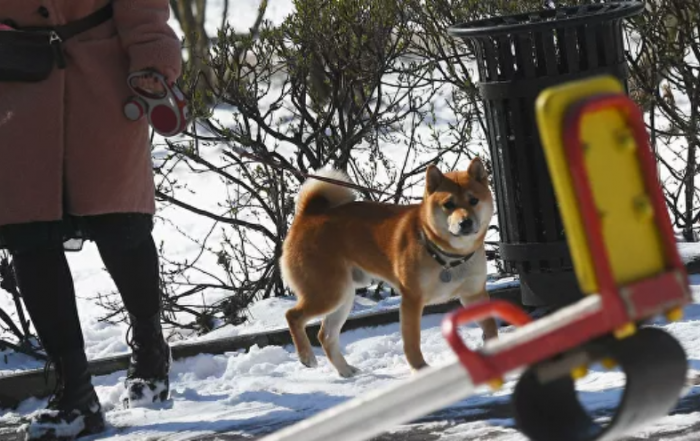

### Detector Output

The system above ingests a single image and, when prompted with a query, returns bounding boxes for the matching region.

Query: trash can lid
[447,2,644,39]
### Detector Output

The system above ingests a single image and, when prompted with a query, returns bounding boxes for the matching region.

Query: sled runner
[257,75,691,441]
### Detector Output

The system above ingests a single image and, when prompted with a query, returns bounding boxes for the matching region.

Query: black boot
[23,351,105,441]
[122,313,171,408]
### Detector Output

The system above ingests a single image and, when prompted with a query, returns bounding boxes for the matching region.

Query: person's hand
[131,71,166,95]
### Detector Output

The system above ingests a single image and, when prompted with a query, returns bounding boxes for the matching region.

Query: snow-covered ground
[1,274,699,441]
[1,1,700,440]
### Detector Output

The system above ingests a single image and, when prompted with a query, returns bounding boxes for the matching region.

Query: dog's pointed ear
[426,164,443,194]
[468,157,488,185]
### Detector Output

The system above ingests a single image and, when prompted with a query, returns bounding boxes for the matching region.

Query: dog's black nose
[459,218,474,233]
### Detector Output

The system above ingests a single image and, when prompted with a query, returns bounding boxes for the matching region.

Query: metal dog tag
[440,268,452,283]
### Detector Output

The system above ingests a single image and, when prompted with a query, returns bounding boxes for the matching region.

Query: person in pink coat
[0,1,183,439]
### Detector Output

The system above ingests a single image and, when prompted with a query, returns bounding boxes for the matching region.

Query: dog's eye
[469,197,479,206]
[443,200,456,211]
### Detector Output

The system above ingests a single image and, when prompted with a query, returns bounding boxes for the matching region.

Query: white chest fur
[420,248,487,305]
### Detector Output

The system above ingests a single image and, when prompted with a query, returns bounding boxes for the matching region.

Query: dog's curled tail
[295,166,356,216]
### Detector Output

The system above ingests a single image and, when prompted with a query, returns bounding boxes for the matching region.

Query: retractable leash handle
[123,70,189,137]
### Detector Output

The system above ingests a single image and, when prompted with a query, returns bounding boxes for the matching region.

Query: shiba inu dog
[280,157,497,377]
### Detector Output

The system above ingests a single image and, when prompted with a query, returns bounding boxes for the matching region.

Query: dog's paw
[300,353,318,368]
[337,364,361,378]
[482,332,499,342]
[410,362,430,374]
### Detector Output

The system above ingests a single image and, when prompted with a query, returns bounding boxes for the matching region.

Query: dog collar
[420,230,475,283]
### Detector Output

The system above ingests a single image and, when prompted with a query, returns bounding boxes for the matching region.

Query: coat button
[38,6,50,18]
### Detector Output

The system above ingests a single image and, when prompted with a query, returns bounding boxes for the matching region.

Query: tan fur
[280,158,498,377]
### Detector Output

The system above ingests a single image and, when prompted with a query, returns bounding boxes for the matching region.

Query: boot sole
[122,377,170,409]
[79,411,106,438]
[26,411,105,441]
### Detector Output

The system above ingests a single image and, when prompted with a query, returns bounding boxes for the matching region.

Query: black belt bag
[0,3,113,82]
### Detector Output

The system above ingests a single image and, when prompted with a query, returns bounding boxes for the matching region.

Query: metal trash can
[448,2,644,307]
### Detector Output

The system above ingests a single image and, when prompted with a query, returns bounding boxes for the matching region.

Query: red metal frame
[443,298,606,384]
[443,93,691,386]
[442,300,532,383]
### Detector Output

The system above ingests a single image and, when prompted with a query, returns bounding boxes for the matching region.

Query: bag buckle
[48,31,65,69]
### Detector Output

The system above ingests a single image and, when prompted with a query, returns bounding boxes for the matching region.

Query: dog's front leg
[461,288,498,342]
[479,316,499,342]
[400,295,428,371]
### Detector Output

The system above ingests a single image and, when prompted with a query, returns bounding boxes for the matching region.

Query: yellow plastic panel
[535,75,623,294]
[579,107,665,285]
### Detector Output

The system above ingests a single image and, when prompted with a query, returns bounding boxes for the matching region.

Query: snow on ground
[1,276,700,441]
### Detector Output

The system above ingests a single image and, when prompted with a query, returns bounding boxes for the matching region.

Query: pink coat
[0,0,182,227]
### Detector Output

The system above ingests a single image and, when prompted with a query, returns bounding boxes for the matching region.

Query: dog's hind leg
[286,299,333,368]
[283,254,349,371]
[318,288,359,378]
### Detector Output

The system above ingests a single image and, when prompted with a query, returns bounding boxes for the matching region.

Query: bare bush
[0,252,45,360]
[142,0,487,334]
[626,0,700,241]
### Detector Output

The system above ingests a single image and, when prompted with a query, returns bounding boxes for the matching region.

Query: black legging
[2,214,162,358]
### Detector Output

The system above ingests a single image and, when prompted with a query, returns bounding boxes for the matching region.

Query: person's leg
[0,221,104,439]
[2,222,83,356]
[83,213,162,318]
[82,213,170,407]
